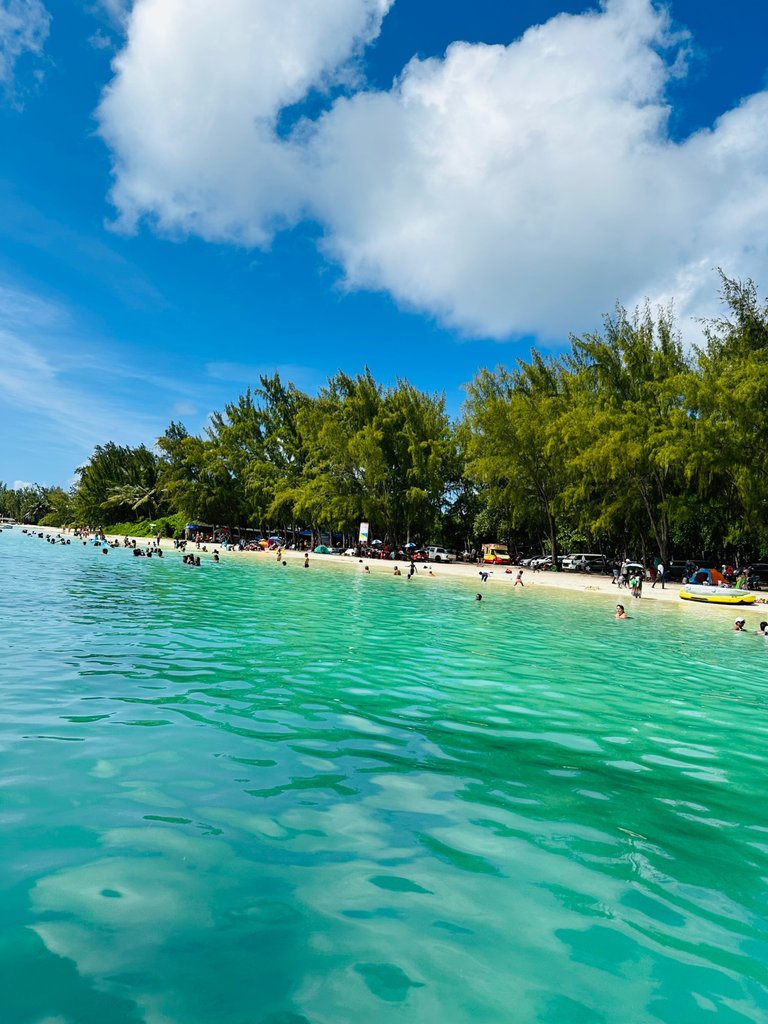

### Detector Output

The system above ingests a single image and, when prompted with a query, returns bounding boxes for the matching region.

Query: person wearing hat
[732,617,747,631]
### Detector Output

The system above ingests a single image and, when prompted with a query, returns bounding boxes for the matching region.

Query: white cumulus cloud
[98,0,392,243]
[0,0,49,94]
[97,0,768,339]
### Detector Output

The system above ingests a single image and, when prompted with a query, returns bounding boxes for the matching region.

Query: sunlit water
[2,530,768,1024]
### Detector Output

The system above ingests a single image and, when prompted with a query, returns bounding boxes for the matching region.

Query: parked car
[410,549,429,562]
[561,553,608,573]
[426,545,455,563]
[530,554,566,570]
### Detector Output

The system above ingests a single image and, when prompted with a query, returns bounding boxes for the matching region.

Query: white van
[426,545,455,563]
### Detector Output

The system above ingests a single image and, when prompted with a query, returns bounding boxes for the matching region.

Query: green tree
[465,353,569,561]
[684,274,768,554]
[157,425,244,527]
[294,372,453,544]
[563,302,691,563]
[74,443,166,525]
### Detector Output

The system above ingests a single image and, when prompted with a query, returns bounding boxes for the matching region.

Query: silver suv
[562,553,607,573]
[426,545,455,563]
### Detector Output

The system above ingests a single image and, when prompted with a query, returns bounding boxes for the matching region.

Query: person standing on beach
[514,570,524,587]
[652,562,665,589]
[619,559,629,588]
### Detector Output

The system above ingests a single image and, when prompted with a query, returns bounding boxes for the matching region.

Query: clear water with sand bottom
[2,530,768,1024]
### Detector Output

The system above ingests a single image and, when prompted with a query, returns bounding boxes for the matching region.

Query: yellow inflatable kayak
[680,584,755,605]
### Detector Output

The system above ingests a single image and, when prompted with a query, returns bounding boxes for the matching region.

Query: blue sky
[1,0,767,488]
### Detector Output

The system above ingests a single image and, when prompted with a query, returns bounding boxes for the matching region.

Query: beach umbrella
[404,542,416,548]
[314,544,331,554]
[371,539,383,546]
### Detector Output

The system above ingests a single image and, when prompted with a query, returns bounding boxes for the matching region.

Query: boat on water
[679,567,755,605]
[0,517,16,530]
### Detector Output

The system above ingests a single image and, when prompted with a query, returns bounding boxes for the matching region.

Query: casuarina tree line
[4,274,767,565]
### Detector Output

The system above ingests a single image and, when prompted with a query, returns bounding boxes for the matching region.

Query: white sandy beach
[24,523,765,623]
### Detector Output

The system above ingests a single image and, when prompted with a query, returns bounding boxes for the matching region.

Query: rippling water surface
[2,531,768,1024]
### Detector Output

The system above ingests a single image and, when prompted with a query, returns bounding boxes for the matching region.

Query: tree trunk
[547,508,559,565]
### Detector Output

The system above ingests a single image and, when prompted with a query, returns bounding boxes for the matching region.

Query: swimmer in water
[475,593,482,601]
[615,604,628,619]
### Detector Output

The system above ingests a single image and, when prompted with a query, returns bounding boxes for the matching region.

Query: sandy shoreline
[23,523,767,621]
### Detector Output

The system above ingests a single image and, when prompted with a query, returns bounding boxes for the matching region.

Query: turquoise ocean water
[2,530,768,1024]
